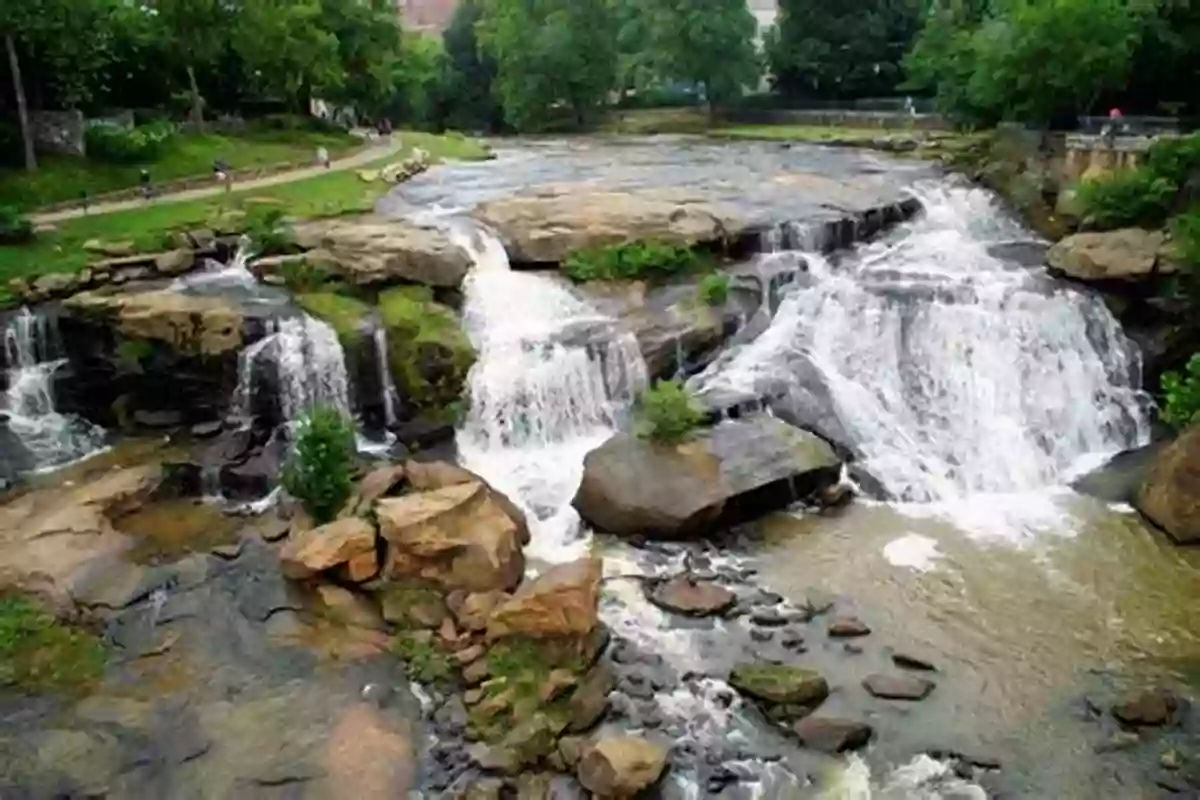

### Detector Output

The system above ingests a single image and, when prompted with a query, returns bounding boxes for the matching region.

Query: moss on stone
[729,662,829,706]
[0,594,106,693]
[378,286,475,416]
[392,630,455,685]
[296,291,371,344]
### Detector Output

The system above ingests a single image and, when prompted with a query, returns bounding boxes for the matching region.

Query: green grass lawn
[0,128,361,212]
[0,131,490,305]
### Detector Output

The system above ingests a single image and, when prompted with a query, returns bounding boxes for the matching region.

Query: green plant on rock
[0,594,106,692]
[393,631,456,684]
[1161,353,1200,430]
[563,240,707,282]
[634,379,706,445]
[697,271,731,306]
[279,259,334,293]
[281,406,356,524]
[243,204,292,254]
[0,205,34,245]
[379,286,475,417]
[1076,170,1177,230]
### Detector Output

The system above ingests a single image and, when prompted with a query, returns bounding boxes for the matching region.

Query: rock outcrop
[576,735,668,799]
[486,558,602,640]
[63,290,243,356]
[1047,229,1177,282]
[573,414,841,539]
[472,187,746,265]
[1135,426,1200,544]
[292,215,472,288]
[279,517,377,581]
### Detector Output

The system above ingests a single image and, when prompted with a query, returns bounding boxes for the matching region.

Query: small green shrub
[634,379,706,445]
[697,271,731,306]
[1162,353,1200,429]
[281,406,356,524]
[1145,133,1200,186]
[393,631,455,684]
[1076,170,1177,229]
[243,205,292,254]
[0,594,105,692]
[279,259,332,293]
[0,205,34,245]
[563,240,706,282]
[85,120,176,164]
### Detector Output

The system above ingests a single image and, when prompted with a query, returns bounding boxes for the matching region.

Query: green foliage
[1161,353,1200,429]
[242,204,291,253]
[634,379,705,445]
[281,406,356,524]
[0,594,106,692]
[696,271,731,306]
[440,0,505,132]
[379,286,475,415]
[770,0,922,100]
[392,631,456,684]
[1076,170,1177,229]
[0,206,34,245]
[1145,133,1200,186]
[478,0,618,131]
[115,337,153,367]
[279,260,334,293]
[563,240,705,282]
[639,0,760,109]
[84,121,176,165]
[296,291,369,343]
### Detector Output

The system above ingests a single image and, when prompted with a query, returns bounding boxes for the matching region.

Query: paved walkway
[31,139,406,224]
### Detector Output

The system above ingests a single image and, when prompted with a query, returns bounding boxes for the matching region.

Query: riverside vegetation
[281,407,357,524]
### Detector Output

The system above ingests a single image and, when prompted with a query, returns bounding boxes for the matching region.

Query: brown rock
[558,736,586,769]
[291,215,472,288]
[154,248,195,275]
[63,290,243,356]
[828,616,871,638]
[486,558,602,640]
[892,651,937,671]
[336,550,380,583]
[1136,426,1200,544]
[455,644,486,665]
[538,668,581,702]
[792,717,874,754]
[343,464,406,516]
[377,482,524,593]
[862,673,936,701]
[324,705,414,798]
[405,460,475,490]
[454,590,509,632]
[379,582,448,629]
[316,584,386,630]
[1112,689,1178,727]
[1047,228,1173,282]
[647,576,735,617]
[84,238,136,257]
[577,735,668,799]
[279,517,377,580]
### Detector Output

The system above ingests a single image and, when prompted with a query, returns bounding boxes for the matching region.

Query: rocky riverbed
[1,136,1199,799]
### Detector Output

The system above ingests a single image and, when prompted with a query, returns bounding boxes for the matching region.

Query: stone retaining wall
[724,108,949,131]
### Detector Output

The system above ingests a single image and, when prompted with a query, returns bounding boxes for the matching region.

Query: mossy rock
[378,286,475,416]
[296,291,372,360]
[729,662,829,706]
[0,594,106,693]
[392,629,456,685]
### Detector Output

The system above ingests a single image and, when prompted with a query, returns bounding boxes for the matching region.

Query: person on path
[316,146,331,169]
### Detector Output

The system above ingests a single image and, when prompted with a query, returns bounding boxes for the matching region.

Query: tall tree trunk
[186,65,205,132]
[5,33,37,172]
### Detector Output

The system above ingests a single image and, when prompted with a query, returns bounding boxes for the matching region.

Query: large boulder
[1047,229,1176,282]
[486,557,602,640]
[576,735,667,799]
[278,517,377,580]
[63,290,243,356]
[377,480,525,592]
[292,215,472,288]
[573,414,841,539]
[1135,426,1200,544]
[472,187,746,265]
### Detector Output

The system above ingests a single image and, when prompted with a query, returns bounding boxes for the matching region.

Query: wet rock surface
[1136,426,1200,544]
[646,576,736,617]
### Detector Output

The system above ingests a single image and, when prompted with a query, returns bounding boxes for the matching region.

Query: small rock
[463,658,490,685]
[191,421,223,438]
[361,683,394,708]
[558,735,586,769]
[863,673,936,701]
[463,688,484,705]
[801,588,837,618]
[1112,688,1178,727]
[1095,731,1142,753]
[568,664,615,733]
[892,651,938,671]
[750,628,774,643]
[1161,749,1182,770]
[792,717,874,754]
[133,409,183,428]
[454,590,508,632]
[843,643,864,655]
[577,735,667,798]
[729,662,829,706]
[279,516,376,580]
[647,576,736,617]
[750,608,795,627]
[257,517,290,543]
[336,550,380,583]
[779,630,805,650]
[828,616,871,638]
[210,540,243,560]
[316,584,385,630]
[454,644,486,665]
[154,248,196,275]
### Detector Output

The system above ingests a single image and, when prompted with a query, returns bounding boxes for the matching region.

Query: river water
[395,138,1200,797]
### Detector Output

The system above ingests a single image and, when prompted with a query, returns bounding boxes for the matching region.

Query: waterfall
[230,314,351,427]
[373,325,399,429]
[451,222,647,560]
[692,182,1152,506]
[2,308,105,472]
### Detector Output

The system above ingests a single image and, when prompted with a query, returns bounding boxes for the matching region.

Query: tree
[441,0,504,131]
[770,0,922,99]
[318,0,406,118]
[148,0,228,129]
[478,0,618,131]
[233,0,342,113]
[3,30,35,170]
[640,0,759,115]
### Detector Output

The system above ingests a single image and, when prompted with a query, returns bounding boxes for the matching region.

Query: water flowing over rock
[1,307,105,476]
[690,183,1152,504]
[572,414,841,540]
[1047,228,1176,282]
[472,187,745,265]
[451,222,647,558]
[1135,426,1200,544]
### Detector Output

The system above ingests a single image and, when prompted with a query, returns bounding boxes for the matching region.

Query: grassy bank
[0,132,489,305]
[0,128,362,212]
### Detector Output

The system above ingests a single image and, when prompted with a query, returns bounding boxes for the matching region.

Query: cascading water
[230,314,351,426]
[692,182,1152,513]
[1,308,105,472]
[451,222,647,560]
[372,325,399,430]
